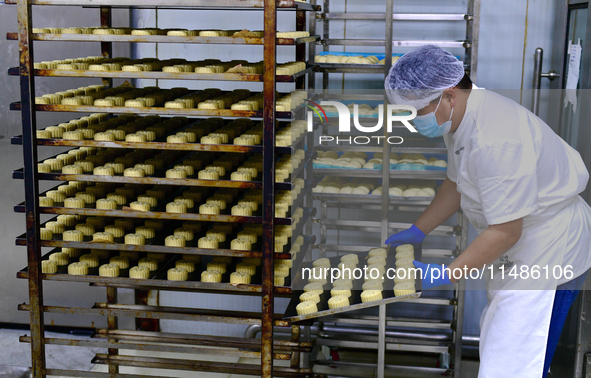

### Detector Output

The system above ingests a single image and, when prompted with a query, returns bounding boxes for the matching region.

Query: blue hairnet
[385,45,465,109]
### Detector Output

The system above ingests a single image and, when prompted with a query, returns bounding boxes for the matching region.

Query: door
[550,0,591,205]
[546,4,591,378]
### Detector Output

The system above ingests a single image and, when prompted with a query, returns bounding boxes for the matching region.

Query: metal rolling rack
[308,0,480,87]
[305,1,480,377]
[8,0,321,377]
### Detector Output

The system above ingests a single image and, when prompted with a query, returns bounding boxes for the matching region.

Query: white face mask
[413,95,454,138]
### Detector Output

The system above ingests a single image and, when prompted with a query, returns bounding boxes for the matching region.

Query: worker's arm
[414,177,461,234]
[446,217,524,282]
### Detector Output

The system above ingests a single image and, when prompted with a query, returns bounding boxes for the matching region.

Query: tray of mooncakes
[283,243,422,322]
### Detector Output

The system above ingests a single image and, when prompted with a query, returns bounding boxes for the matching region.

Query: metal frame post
[17,1,46,377]
[466,0,480,81]
[452,210,469,377]
[377,304,387,378]
[100,6,113,88]
[290,325,301,369]
[377,5,394,377]
[262,0,277,376]
[296,9,306,90]
[307,0,317,91]
[381,0,394,245]
[321,0,329,92]
[106,287,119,375]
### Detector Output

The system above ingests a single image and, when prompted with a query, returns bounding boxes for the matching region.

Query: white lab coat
[443,85,591,377]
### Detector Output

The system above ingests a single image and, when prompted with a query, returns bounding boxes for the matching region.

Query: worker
[384,45,591,378]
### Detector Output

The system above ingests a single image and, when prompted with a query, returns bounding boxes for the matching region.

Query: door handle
[532,47,560,115]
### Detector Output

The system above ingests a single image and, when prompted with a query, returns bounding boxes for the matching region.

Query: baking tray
[17,248,293,296]
[6,32,320,45]
[3,0,321,11]
[283,244,422,322]
[11,116,302,155]
[7,65,317,83]
[312,192,434,205]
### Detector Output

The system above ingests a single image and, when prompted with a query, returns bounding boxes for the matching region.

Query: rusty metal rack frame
[9,0,320,377]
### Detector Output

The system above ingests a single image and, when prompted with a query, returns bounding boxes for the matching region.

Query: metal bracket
[541,71,560,80]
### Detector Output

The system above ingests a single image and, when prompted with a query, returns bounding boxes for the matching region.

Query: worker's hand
[384,225,426,246]
[413,260,451,289]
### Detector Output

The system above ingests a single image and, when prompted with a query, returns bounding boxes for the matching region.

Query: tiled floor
[0,328,479,377]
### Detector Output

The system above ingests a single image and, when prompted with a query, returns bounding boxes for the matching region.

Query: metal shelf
[321,12,471,21]
[20,333,305,360]
[314,168,447,180]
[314,63,386,74]
[14,208,316,256]
[16,247,296,295]
[322,39,471,48]
[316,219,456,236]
[17,302,293,326]
[315,244,456,259]
[13,203,291,224]
[313,192,434,205]
[4,0,321,11]
[320,93,385,101]
[315,145,447,154]
[14,236,292,259]
[16,270,293,296]
[7,65,317,82]
[315,337,448,354]
[12,136,265,153]
[12,168,295,191]
[11,131,306,156]
[90,329,311,352]
[320,314,452,329]
[16,178,313,225]
[9,102,295,119]
[6,32,319,45]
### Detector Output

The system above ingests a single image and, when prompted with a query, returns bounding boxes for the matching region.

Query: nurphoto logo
[305,100,418,146]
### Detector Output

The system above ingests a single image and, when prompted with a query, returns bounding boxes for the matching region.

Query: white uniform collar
[452,83,483,140]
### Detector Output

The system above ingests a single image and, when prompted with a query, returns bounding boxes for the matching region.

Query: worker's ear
[443,88,457,108]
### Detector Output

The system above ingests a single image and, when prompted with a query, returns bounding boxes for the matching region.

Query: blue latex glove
[413,260,452,289]
[384,225,426,246]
